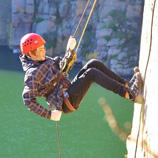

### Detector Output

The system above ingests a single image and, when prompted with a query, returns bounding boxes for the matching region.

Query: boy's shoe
[129,66,140,87]
[135,72,144,104]
[126,72,144,104]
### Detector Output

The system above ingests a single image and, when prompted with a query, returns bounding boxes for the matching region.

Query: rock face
[0,0,11,45]
[126,0,158,157]
[1,0,143,77]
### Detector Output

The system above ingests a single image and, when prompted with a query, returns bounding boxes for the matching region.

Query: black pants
[62,59,128,113]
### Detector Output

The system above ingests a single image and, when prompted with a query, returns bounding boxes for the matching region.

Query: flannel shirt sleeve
[59,49,75,72]
[22,74,51,119]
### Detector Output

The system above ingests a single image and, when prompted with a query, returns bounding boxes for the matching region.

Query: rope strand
[65,0,97,74]
[57,1,98,156]
[56,121,62,158]
[74,0,97,55]
[73,0,92,37]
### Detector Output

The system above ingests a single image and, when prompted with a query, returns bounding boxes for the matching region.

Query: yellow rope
[65,0,97,74]
[75,0,97,55]
[58,1,97,156]
[73,0,92,37]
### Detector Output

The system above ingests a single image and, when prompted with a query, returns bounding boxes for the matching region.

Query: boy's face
[28,45,46,61]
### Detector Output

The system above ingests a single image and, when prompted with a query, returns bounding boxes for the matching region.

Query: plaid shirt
[20,55,71,119]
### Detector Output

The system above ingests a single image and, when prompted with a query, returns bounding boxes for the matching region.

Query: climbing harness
[134,0,156,157]
[56,0,98,157]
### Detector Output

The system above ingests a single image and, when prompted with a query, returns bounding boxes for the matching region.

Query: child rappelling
[19,0,143,122]
[19,33,143,121]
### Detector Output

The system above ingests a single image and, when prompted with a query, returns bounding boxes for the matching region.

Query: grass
[0,69,133,158]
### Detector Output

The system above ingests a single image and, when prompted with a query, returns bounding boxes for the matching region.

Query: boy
[20,33,142,121]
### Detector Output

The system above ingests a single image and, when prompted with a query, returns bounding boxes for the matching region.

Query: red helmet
[20,33,46,54]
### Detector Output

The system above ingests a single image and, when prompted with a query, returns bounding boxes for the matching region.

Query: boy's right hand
[66,36,76,51]
[50,110,62,121]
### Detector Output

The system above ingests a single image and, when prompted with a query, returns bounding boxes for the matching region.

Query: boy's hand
[66,36,76,51]
[60,36,77,72]
[50,110,62,121]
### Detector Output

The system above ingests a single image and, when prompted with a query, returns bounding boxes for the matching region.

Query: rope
[74,0,97,55]
[143,0,156,83]
[56,1,98,156]
[65,0,97,74]
[73,0,92,37]
[134,0,157,157]
[56,121,62,158]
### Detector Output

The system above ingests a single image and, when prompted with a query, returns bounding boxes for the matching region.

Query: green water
[0,70,133,158]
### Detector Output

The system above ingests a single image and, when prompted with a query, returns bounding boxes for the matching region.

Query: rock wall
[96,0,143,77]
[126,0,158,157]
[0,0,11,45]
[12,0,34,49]
[1,0,144,77]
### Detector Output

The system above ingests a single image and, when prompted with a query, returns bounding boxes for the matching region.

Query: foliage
[80,24,96,58]
[55,7,62,25]
[43,31,57,49]
[32,0,43,24]
[104,35,111,42]
[104,9,140,53]
[102,9,141,68]
[32,17,44,23]
[8,22,13,46]
[86,51,98,60]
